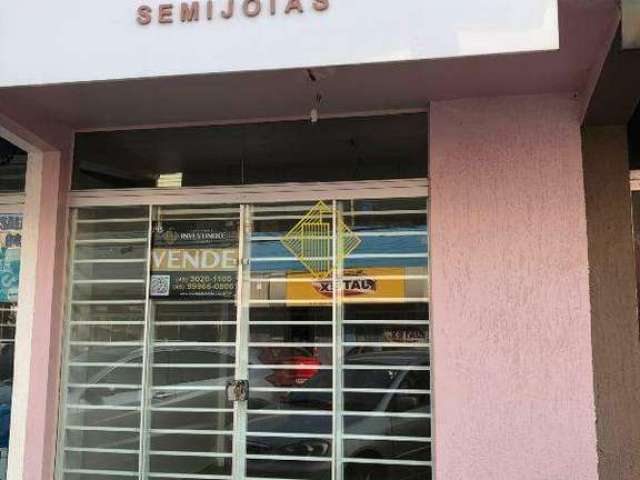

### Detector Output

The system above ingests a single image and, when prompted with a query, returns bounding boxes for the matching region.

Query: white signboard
[0,0,558,87]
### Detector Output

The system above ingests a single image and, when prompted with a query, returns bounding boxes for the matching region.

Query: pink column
[429,95,599,479]
[0,103,74,480]
[8,149,71,480]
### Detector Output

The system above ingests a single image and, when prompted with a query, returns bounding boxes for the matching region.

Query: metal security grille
[57,206,151,479]
[56,196,431,480]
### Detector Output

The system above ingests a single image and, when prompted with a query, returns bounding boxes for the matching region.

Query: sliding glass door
[56,196,431,480]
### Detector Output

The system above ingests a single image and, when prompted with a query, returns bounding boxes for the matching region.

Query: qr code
[150,275,170,297]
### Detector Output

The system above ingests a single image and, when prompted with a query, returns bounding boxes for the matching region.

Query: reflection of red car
[266,356,321,387]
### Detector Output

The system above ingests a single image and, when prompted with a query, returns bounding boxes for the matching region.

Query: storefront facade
[0,1,639,480]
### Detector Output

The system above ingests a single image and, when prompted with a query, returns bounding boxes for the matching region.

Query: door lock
[226,380,249,402]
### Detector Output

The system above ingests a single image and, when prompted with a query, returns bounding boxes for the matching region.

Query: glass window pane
[57,207,150,480]
[0,139,26,193]
[246,458,332,480]
[145,205,240,479]
[339,197,431,480]
[245,202,335,476]
[56,196,431,480]
[72,114,428,190]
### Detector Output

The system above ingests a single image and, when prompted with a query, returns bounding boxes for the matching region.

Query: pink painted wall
[429,95,599,479]
[8,147,71,480]
[24,150,71,480]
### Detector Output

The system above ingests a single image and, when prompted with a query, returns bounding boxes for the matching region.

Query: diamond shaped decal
[281,201,361,279]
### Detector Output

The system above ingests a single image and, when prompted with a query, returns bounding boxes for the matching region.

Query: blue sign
[0,404,9,449]
[0,215,22,303]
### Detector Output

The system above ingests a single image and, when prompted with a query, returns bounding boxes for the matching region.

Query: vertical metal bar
[232,204,251,480]
[332,200,344,480]
[138,205,155,480]
[53,209,78,480]
[426,197,434,479]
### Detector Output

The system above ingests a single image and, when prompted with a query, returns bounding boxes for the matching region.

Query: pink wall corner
[22,149,72,480]
[429,94,598,479]
[39,149,72,480]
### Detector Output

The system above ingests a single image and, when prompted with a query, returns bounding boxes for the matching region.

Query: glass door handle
[226,380,249,402]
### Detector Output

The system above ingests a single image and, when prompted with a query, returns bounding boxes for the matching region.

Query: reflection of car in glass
[67,344,325,474]
[248,350,430,480]
[69,345,322,407]
[70,348,429,480]
[263,353,322,387]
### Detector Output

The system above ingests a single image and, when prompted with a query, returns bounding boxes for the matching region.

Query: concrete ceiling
[0,0,620,144]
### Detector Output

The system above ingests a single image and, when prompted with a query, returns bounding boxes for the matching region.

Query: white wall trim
[0,194,25,205]
[69,178,430,208]
[0,206,23,214]
[0,194,24,213]
[630,170,640,191]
